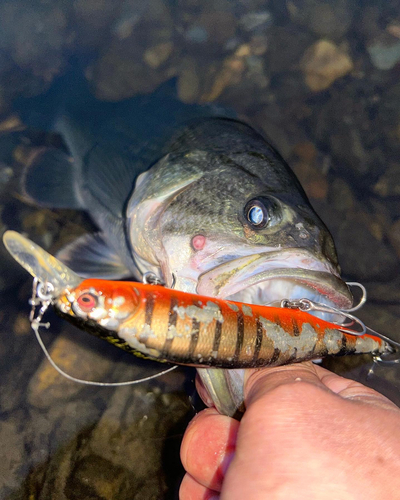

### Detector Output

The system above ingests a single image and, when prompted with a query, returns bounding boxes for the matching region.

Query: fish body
[17,80,355,415]
[55,278,385,369]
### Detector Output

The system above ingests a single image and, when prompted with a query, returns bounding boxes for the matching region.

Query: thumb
[244,361,327,407]
[244,361,398,412]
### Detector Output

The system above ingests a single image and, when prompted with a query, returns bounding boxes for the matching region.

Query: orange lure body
[56,279,385,369]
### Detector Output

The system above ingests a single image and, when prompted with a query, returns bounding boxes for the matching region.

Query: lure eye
[76,292,98,313]
[244,199,270,228]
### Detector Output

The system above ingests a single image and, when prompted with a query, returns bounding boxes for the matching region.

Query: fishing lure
[53,278,388,368]
[4,230,396,381]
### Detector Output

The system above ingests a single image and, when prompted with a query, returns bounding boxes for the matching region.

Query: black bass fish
[17,78,353,415]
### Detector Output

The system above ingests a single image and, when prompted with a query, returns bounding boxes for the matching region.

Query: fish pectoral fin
[22,147,84,209]
[56,232,133,279]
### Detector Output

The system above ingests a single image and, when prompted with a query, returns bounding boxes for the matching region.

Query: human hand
[180,362,400,500]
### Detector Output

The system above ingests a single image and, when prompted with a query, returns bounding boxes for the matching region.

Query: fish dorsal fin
[22,147,84,209]
[56,232,133,279]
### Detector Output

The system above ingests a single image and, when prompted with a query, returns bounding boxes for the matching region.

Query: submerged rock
[0,0,74,94]
[28,333,115,409]
[0,420,26,495]
[373,164,400,197]
[287,0,353,39]
[86,0,176,101]
[388,219,400,259]
[72,0,124,50]
[65,455,130,500]
[267,26,314,73]
[199,43,269,102]
[239,10,273,34]
[361,276,400,305]
[367,32,400,71]
[291,142,328,200]
[328,178,355,213]
[331,211,399,281]
[144,41,174,69]
[177,57,202,103]
[300,40,353,92]
[18,384,192,499]
[184,10,237,48]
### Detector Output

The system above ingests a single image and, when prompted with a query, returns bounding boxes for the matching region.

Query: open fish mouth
[197,249,353,311]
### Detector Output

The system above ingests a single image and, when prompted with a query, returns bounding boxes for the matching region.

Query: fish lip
[196,249,352,309]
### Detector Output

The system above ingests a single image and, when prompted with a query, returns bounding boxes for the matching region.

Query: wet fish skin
[20,78,234,280]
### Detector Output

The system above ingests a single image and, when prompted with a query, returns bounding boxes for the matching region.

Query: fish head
[55,279,142,331]
[3,231,82,297]
[127,134,351,311]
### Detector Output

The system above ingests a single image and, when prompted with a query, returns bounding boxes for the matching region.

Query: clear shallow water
[1,0,400,498]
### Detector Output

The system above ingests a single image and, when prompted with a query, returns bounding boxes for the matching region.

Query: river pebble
[300,40,354,92]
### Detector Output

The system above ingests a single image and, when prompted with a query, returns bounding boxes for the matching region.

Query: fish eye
[76,292,98,313]
[244,198,271,228]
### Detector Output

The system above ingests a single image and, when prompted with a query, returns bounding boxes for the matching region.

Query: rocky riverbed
[1,0,400,498]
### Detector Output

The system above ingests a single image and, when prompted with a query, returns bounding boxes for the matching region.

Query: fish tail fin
[22,147,84,209]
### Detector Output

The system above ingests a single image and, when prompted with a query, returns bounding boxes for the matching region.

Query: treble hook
[280,298,367,336]
[142,271,176,289]
[368,345,400,379]
[277,282,400,365]
[284,297,400,359]
[365,326,400,350]
[142,272,165,286]
[29,277,54,329]
[345,282,367,312]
